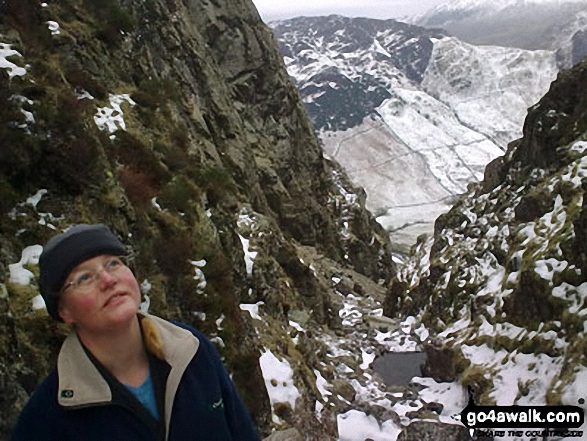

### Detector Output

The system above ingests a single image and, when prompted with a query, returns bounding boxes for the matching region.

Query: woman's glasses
[62,257,127,293]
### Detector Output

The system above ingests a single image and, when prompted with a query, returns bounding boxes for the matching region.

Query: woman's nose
[96,267,117,287]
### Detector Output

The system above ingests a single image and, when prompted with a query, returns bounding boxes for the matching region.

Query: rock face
[0,0,393,439]
[385,57,587,410]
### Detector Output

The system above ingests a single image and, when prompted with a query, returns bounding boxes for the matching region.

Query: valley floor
[253,241,587,440]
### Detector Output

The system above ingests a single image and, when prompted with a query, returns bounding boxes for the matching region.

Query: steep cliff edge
[0,0,393,438]
[385,57,587,409]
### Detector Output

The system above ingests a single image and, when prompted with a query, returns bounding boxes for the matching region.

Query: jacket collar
[57,331,111,407]
[57,313,199,413]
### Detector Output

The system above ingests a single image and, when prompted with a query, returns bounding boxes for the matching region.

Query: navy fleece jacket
[11,318,261,441]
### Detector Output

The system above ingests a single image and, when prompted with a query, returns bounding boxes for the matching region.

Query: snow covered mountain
[272,16,558,253]
[411,0,587,67]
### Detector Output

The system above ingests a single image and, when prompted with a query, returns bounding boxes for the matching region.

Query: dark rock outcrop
[513,61,587,168]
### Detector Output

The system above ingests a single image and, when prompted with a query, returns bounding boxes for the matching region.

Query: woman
[11,224,261,441]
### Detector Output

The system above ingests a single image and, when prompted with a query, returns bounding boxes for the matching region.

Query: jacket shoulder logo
[210,398,224,410]
[61,389,74,398]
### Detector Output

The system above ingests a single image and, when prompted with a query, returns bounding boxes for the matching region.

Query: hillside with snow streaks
[273,16,558,252]
[422,38,557,148]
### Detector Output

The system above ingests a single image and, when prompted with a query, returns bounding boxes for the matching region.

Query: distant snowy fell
[411,0,587,66]
[272,15,558,252]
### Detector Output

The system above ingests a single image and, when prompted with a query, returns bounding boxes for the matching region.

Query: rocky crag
[385,55,587,419]
[0,0,393,439]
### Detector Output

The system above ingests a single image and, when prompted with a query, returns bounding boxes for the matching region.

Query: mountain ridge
[411,0,587,66]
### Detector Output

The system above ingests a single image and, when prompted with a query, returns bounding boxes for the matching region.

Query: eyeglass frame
[60,256,129,294]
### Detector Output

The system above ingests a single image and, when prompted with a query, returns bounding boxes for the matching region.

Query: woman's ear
[58,302,74,325]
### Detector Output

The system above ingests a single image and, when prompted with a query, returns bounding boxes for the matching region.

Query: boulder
[421,339,459,382]
[263,428,303,441]
[397,421,472,441]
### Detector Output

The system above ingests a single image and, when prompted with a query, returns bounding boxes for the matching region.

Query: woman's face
[58,254,141,335]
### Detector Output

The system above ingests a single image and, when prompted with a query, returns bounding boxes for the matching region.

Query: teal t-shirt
[124,369,159,420]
